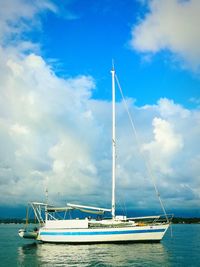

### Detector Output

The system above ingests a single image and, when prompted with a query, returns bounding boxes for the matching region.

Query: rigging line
[121,196,128,217]
[116,197,127,217]
[25,206,29,228]
[115,74,169,222]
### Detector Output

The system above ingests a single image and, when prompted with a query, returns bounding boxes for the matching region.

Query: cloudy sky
[0,0,200,217]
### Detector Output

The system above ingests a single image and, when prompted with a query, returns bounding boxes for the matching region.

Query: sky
[0,0,200,217]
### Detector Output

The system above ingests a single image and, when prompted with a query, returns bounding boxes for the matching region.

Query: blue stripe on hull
[40,228,165,236]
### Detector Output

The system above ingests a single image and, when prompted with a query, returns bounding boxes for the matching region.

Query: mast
[111,65,116,219]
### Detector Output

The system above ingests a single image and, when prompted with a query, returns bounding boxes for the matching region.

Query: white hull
[37,224,169,243]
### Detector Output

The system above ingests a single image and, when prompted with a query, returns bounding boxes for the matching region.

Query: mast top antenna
[112,59,115,72]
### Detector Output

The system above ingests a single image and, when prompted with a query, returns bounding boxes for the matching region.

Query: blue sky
[0,0,200,217]
[38,0,200,106]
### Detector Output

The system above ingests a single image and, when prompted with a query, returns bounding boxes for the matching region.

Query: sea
[0,224,199,267]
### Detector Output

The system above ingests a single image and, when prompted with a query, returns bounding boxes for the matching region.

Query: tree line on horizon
[0,217,200,224]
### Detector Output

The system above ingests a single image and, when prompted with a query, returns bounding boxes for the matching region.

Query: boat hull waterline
[32,224,169,243]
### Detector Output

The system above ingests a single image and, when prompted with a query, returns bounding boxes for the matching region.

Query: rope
[115,74,169,223]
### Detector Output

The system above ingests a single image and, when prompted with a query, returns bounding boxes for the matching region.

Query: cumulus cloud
[142,117,183,174]
[0,0,57,46]
[0,0,199,214]
[0,0,102,206]
[131,0,200,71]
[0,50,99,205]
[1,47,200,211]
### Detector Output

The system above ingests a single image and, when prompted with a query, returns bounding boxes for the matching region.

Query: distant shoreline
[0,218,200,224]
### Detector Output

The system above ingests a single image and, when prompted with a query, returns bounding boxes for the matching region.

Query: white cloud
[0,0,199,214]
[1,48,200,211]
[131,0,200,70]
[142,117,183,174]
[111,98,200,211]
[9,123,29,135]
[0,50,99,205]
[0,0,104,207]
[48,136,98,195]
[0,0,57,45]
[157,98,190,118]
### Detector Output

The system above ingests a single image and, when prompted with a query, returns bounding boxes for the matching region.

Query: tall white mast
[111,65,116,219]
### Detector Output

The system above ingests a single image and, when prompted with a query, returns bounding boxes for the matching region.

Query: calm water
[0,224,199,266]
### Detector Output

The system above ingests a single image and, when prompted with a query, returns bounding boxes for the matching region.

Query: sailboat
[19,67,171,243]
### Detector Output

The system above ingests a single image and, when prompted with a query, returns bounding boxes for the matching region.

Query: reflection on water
[0,224,195,266]
[18,241,169,267]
